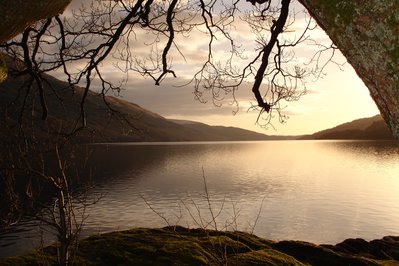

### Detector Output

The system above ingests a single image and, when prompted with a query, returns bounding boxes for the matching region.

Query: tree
[297,0,399,139]
[0,1,319,264]
[0,54,96,264]
[0,0,396,237]
[0,120,95,265]
[24,145,93,266]
[0,1,324,251]
[0,0,397,262]
[1,0,398,138]
[0,0,335,131]
[0,0,72,44]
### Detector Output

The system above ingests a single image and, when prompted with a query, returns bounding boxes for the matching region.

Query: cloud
[115,77,254,117]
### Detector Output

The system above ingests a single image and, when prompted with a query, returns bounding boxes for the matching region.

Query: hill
[301,115,394,140]
[0,59,276,143]
[1,57,394,142]
[169,119,294,141]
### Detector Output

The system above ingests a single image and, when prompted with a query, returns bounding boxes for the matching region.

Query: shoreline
[2,226,399,265]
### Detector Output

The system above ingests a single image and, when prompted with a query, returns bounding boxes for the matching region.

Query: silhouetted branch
[1,0,340,131]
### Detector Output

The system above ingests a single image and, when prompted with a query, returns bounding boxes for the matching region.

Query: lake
[1,140,399,257]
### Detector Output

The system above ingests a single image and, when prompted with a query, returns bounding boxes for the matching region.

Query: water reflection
[1,140,399,258]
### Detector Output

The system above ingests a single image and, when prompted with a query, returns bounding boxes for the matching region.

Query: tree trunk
[58,190,69,266]
[0,0,72,44]
[298,0,399,139]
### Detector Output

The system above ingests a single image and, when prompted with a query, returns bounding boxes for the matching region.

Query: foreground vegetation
[2,226,399,265]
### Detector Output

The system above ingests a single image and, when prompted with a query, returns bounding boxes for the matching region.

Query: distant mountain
[3,57,392,142]
[0,59,279,142]
[169,119,290,141]
[301,115,394,140]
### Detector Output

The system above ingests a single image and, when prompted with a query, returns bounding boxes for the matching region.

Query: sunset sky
[68,0,380,136]
[120,57,380,136]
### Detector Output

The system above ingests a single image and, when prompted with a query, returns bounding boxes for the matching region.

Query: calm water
[1,140,399,257]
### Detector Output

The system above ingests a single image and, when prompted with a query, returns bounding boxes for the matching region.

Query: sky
[64,0,380,136]
[118,62,380,136]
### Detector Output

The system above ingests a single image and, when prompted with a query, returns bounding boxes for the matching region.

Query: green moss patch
[228,249,306,266]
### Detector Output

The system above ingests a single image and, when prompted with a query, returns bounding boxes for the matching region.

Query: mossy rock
[2,227,399,265]
[272,240,380,266]
[228,249,306,266]
[0,250,56,266]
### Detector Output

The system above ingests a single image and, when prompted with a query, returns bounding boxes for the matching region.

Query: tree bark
[298,0,399,139]
[0,0,72,44]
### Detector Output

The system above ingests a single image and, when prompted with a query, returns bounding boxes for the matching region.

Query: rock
[1,227,399,265]
[330,236,399,261]
[334,238,371,255]
[273,240,378,266]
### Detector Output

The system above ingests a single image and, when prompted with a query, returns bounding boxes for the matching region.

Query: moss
[386,14,399,67]
[159,240,212,264]
[390,47,399,67]
[205,235,251,254]
[228,249,306,266]
[2,227,399,265]
[218,230,275,249]
[0,250,56,265]
[0,0,72,43]
[314,0,356,26]
[0,54,7,83]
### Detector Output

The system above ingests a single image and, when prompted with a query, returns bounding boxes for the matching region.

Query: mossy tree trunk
[0,0,72,44]
[0,54,7,82]
[0,0,72,82]
[298,0,399,139]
